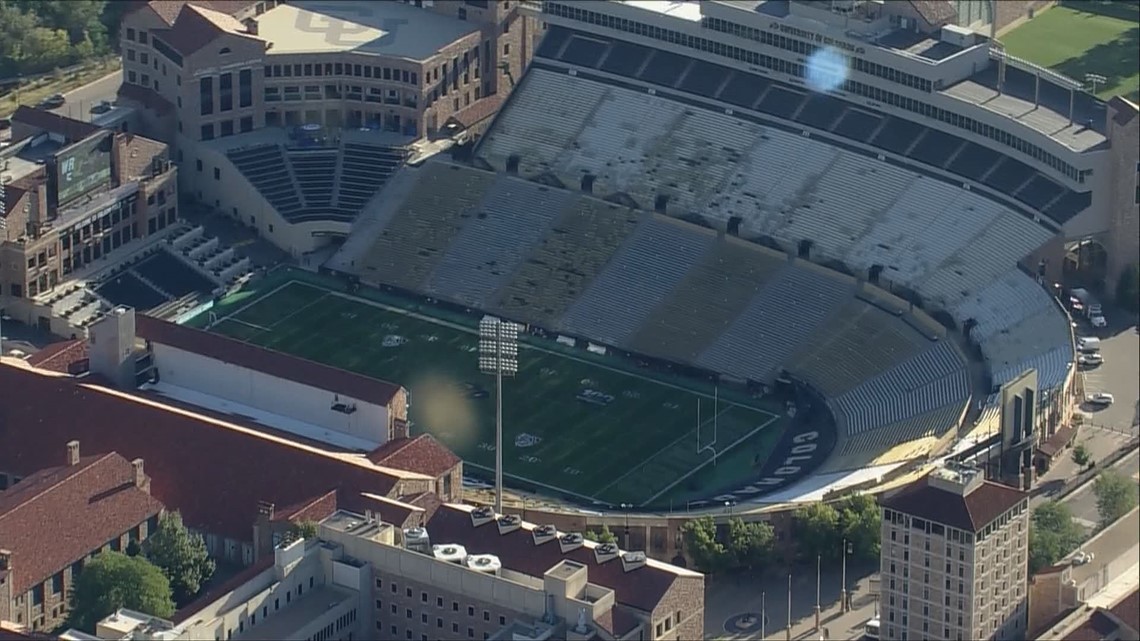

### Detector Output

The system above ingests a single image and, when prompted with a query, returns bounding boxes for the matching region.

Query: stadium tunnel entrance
[1063,238,1109,288]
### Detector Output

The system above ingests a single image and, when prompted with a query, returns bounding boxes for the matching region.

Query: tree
[1093,470,1139,529]
[583,525,618,545]
[792,501,840,561]
[727,518,775,571]
[1071,444,1092,469]
[290,520,319,540]
[68,552,174,632]
[1028,501,1085,573]
[144,512,216,606]
[681,516,730,573]
[836,495,881,561]
[1117,262,1140,313]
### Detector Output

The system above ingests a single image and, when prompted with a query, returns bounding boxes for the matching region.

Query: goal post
[696,386,719,462]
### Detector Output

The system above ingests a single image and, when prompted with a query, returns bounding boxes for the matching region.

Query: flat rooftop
[237,585,355,640]
[1,137,62,183]
[943,65,1107,152]
[619,0,702,21]
[257,0,479,60]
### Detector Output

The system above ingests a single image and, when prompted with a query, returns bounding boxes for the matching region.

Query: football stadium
[144,0,1140,512]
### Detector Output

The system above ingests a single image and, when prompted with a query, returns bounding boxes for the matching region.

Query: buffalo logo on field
[515,433,543,448]
[381,335,408,348]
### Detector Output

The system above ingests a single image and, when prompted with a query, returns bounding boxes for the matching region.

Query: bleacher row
[529,26,1091,225]
[225,141,406,224]
[350,163,1000,466]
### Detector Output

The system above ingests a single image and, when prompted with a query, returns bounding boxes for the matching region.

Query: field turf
[200,276,783,507]
[1001,2,1139,101]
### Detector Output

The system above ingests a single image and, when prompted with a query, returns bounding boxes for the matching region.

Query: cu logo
[294,5,408,47]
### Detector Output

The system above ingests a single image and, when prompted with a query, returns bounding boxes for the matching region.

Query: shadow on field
[1052,11,1139,101]
[1061,0,1140,23]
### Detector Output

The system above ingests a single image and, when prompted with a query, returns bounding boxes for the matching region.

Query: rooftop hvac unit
[533,524,558,546]
[620,551,647,572]
[559,533,584,554]
[594,543,620,564]
[470,505,496,527]
[404,527,431,554]
[497,514,522,535]
[464,554,502,574]
[432,544,468,564]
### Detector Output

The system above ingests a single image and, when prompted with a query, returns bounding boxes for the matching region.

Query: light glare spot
[806,47,849,93]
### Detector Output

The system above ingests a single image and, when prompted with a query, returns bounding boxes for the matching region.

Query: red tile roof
[25,339,90,375]
[1062,611,1124,641]
[117,83,175,116]
[1039,426,1076,458]
[0,452,165,596]
[610,607,643,637]
[1108,588,1139,634]
[136,315,404,408]
[367,434,461,478]
[424,504,686,612]
[271,490,339,524]
[0,363,414,541]
[906,0,957,27]
[880,475,1027,533]
[11,106,100,143]
[142,0,260,25]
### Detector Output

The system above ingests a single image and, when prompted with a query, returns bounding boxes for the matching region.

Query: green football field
[197,275,784,507]
[1001,2,1139,101]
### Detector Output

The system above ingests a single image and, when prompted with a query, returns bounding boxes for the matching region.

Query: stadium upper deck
[525,0,1105,185]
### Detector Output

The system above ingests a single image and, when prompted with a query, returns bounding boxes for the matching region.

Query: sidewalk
[763,599,875,641]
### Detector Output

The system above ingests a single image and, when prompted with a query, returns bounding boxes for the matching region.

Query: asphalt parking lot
[1075,314,1139,435]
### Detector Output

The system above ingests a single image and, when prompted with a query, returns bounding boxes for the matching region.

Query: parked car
[1078,353,1104,367]
[1072,551,1095,566]
[0,117,10,130]
[38,93,65,109]
[1085,392,1115,407]
[90,101,113,115]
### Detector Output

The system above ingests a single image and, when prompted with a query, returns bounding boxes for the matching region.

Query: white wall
[153,343,390,445]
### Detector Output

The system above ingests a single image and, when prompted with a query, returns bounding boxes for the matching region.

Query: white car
[1086,393,1115,407]
[1072,551,1095,566]
[1090,315,1107,328]
[1078,353,1104,367]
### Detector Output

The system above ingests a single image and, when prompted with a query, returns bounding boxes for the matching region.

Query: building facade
[0,442,164,633]
[0,110,177,335]
[879,464,1030,641]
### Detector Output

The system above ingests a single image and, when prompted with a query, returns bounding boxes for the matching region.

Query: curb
[64,68,122,100]
[1054,441,1139,502]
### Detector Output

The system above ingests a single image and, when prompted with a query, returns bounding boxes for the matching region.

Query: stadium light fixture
[479,316,519,515]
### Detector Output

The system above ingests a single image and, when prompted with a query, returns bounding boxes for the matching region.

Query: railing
[988,48,1084,91]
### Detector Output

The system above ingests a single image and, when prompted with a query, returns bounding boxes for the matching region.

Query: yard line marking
[222,317,272,333]
[320,285,778,418]
[591,405,736,499]
[211,279,300,327]
[463,461,604,505]
[265,292,330,330]
[641,414,781,507]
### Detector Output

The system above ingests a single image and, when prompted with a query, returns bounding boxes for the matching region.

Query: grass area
[198,275,785,508]
[0,58,120,119]
[1000,2,1139,101]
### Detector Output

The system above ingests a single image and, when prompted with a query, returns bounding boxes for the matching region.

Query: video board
[54,131,112,207]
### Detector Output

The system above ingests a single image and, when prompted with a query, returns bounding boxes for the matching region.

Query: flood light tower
[479,315,519,515]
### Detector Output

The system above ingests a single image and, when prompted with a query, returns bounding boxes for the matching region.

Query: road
[48,70,121,122]
[1076,314,1139,435]
[1067,506,1140,588]
[1060,448,1140,530]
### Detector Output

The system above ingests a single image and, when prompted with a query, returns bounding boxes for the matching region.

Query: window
[219,72,233,111]
[468,606,475,617]
[196,159,204,172]
[239,69,253,108]
[458,7,467,19]
[391,583,397,594]
[213,167,220,180]
[503,43,510,55]
[240,116,253,133]
[126,28,136,40]
[220,120,234,137]
[421,592,428,603]
[200,77,214,115]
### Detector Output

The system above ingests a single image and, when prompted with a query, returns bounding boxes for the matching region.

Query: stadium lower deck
[196,271,785,508]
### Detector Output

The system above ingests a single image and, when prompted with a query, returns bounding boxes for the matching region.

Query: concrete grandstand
[317,0,1138,505]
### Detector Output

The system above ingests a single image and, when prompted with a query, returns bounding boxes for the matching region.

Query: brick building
[0,444,164,633]
[879,463,1030,641]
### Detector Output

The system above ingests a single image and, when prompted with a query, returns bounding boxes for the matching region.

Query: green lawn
[199,276,784,507]
[1001,2,1139,102]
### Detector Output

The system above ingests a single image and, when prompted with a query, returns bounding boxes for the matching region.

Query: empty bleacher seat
[947,142,998,182]
[952,269,1054,341]
[639,50,692,87]
[339,143,405,212]
[598,41,652,78]
[795,95,845,131]
[870,117,925,156]
[493,199,641,327]
[677,60,732,99]
[756,86,806,121]
[427,177,576,308]
[560,34,610,68]
[226,145,302,215]
[1016,174,1065,211]
[906,128,963,168]
[830,109,882,143]
[982,157,1035,194]
[288,149,338,208]
[558,216,715,346]
[719,72,770,110]
[696,265,854,382]
[134,249,218,296]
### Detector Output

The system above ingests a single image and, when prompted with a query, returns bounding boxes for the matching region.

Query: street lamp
[840,538,854,613]
[479,315,519,515]
[724,500,737,516]
[620,503,633,548]
[815,554,822,630]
